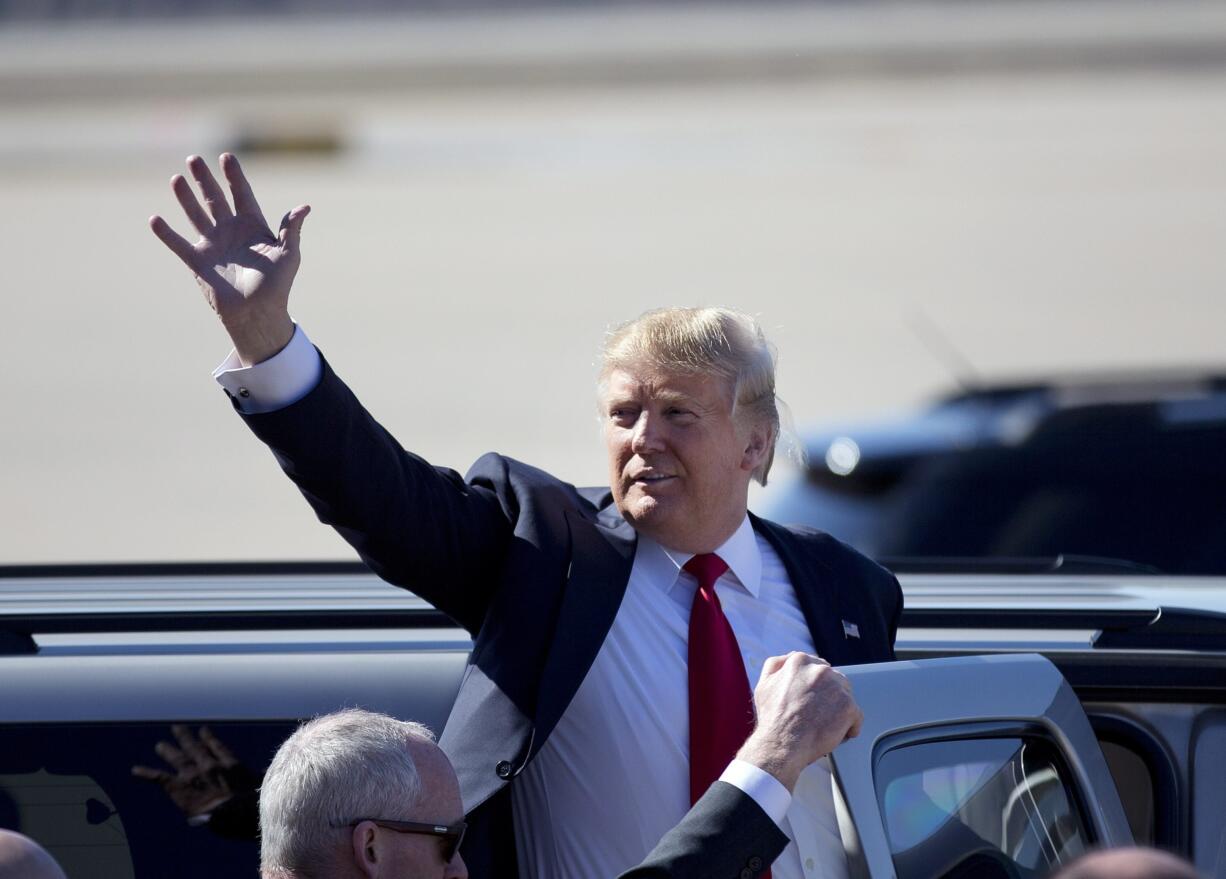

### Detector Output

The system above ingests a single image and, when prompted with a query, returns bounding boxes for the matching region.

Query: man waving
[152,154,901,879]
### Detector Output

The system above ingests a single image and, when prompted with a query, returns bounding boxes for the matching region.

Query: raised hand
[736,652,863,792]
[132,724,259,819]
[150,153,310,365]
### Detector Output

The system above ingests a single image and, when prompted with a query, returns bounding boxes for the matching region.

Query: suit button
[740,869,754,879]
[495,760,514,779]
[748,857,763,871]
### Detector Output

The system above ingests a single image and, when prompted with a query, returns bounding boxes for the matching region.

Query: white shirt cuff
[719,759,793,830]
[212,324,322,415]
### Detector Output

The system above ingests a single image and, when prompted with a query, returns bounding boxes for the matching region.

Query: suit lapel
[533,505,636,748]
[751,514,856,666]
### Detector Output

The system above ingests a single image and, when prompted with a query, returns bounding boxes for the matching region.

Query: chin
[620,494,665,528]
[629,509,693,551]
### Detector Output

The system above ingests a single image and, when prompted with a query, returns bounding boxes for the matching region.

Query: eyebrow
[604,397,640,411]
[605,390,693,408]
[603,384,720,413]
[653,390,693,405]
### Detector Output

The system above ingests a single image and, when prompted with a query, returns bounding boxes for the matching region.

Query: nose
[630,412,664,454]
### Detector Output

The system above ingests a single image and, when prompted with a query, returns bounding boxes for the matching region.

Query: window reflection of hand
[131,724,256,818]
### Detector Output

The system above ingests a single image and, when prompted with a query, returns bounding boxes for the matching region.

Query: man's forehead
[405,740,465,822]
[601,366,732,404]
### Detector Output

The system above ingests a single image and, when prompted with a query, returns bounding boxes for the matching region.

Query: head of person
[0,830,67,879]
[1050,847,1202,879]
[600,307,780,553]
[259,709,467,879]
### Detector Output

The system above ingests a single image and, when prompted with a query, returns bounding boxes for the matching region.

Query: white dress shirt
[213,326,848,879]
[512,518,848,879]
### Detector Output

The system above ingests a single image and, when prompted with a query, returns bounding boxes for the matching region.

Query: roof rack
[0,560,369,579]
[0,606,456,656]
[882,555,1162,575]
[0,561,453,656]
[901,607,1158,631]
[901,605,1226,652]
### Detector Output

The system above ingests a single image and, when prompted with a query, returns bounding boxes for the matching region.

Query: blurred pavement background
[2,0,1225,562]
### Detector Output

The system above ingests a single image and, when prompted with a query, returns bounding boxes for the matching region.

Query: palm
[151,154,310,363]
[194,217,292,317]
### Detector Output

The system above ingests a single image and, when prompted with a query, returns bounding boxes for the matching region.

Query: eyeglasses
[337,818,467,863]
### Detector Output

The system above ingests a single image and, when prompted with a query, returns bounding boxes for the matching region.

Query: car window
[875,736,1091,879]
[1097,740,1155,846]
[0,721,293,878]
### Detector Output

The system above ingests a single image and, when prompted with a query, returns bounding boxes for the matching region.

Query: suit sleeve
[236,352,512,633]
[617,782,789,879]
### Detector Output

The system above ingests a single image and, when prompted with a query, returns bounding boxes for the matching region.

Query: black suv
[756,371,1226,574]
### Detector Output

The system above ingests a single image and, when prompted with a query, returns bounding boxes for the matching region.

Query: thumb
[279,204,311,253]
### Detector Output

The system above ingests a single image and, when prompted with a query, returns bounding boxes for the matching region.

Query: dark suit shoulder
[782,522,897,582]
[464,453,612,521]
[755,516,895,584]
[752,514,903,662]
[786,522,902,624]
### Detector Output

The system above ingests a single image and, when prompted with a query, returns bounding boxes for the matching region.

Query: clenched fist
[736,651,863,792]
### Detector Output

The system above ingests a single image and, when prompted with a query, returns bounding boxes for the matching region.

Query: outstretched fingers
[199,727,240,769]
[149,214,198,269]
[172,724,213,768]
[220,153,266,225]
[131,764,173,783]
[187,154,233,223]
[154,739,193,772]
[278,204,311,253]
[171,174,213,235]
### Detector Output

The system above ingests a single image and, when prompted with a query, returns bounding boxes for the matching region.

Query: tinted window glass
[1098,740,1155,845]
[0,722,293,878]
[877,737,1090,879]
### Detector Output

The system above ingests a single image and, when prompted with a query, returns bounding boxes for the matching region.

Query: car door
[830,653,1133,879]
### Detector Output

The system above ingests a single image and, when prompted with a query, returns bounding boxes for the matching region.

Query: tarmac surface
[3,2,1226,562]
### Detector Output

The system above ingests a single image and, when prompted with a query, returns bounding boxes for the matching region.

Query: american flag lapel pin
[842,619,860,639]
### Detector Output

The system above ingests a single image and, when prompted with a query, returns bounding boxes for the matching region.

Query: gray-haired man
[259,710,466,879]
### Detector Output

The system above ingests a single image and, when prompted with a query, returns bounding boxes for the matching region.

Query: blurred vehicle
[756,371,1226,575]
[4,562,1226,877]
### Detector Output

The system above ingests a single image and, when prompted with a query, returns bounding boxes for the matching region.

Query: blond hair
[601,307,780,485]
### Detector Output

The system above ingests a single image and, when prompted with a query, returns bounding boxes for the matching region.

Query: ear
[351,822,381,877]
[740,422,772,473]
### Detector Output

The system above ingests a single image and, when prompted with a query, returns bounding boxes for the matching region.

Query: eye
[608,407,638,426]
[666,406,697,422]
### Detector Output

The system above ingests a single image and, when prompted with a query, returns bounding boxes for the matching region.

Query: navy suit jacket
[240,353,903,878]
[619,781,789,879]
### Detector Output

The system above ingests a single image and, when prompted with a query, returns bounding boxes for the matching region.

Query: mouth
[631,473,676,488]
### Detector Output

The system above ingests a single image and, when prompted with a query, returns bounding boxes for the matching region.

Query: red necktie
[687,554,770,878]
[686,553,757,805]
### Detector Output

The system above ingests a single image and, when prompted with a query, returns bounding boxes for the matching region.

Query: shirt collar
[638,515,762,599]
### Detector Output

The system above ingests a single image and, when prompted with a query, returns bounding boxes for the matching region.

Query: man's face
[602,365,767,553]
